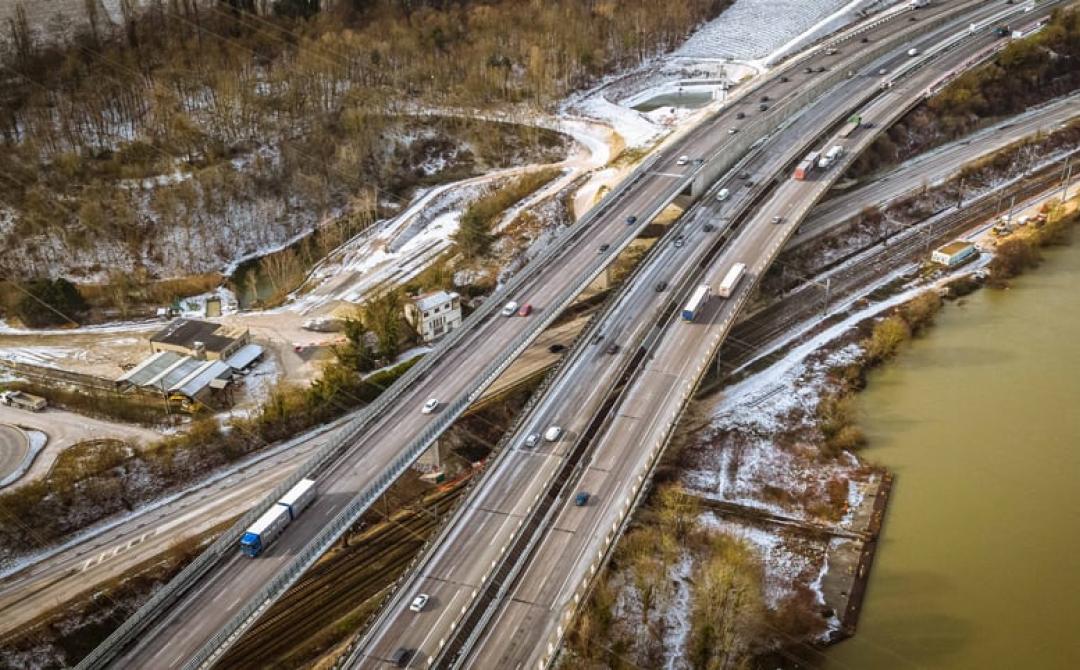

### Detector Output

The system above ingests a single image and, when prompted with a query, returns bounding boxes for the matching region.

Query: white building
[932,241,978,268]
[405,291,462,343]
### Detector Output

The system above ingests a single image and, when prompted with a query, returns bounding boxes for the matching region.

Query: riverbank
[824,219,1080,669]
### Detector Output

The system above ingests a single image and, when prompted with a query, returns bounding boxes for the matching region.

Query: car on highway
[544,426,563,442]
[409,593,430,612]
[826,48,839,55]
[703,223,715,233]
[548,343,566,353]
[574,492,590,506]
[738,171,750,180]
[524,433,540,448]
[674,235,685,248]
[878,67,889,75]
[518,303,533,317]
[804,66,813,74]
[391,648,412,667]
[907,47,920,56]
[421,398,439,414]
[861,36,870,43]
[760,95,770,102]
[728,128,738,135]
[655,280,668,292]
[735,111,745,119]
[771,215,783,225]
[676,155,690,166]
[758,103,768,111]
[780,75,790,82]
[606,343,620,355]
[716,188,730,201]
[501,301,519,317]
[598,243,610,254]
[626,215,638,225]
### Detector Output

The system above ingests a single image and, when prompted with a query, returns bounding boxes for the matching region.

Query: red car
[518,304,533,317]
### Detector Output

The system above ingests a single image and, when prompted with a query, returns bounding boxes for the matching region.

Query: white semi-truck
[717,263,747,298]
[0,390,46,412]
[240,478,317,557]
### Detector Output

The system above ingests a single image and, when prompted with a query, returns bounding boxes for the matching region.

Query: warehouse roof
[170,360,233,399]
[225,343,264,371]
[150,319,236,353]
[118,351,185,386]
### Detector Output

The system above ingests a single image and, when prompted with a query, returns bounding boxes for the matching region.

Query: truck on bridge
[240,478,317,557]
[717,263,747,299]
[681,285,711,322]
[793,151,821,180]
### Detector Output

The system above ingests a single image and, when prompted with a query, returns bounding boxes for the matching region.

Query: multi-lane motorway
[93,3,1000,667]
[345,2,1059,667]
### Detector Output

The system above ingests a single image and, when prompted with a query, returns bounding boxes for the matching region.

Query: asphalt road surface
[346,2,1061,666]
[102,1,1031,666]
[0,424,27,484]
[797,91,1080,246]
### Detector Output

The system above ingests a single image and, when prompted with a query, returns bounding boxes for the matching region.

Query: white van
[501,301,519,317]
[676,155,690,166]
[716,188,730,202]
[544,426,563,442]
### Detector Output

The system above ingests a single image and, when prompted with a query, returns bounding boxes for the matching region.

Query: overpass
[341,1,1061,667]
[82,3,997,667]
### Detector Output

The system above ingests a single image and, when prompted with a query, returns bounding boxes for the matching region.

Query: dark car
[574,492,590,506]
[548,343,566,354]
[606,343,620,355]
[781,75,790,83]
[759,103,769,111]
[703,223,715,233]
[735,111,746,120]
[391,648,412,668]
[760,95,770,102]
[738,171,751,180]
[861,36,870,43]
[804,66,813,74]
[598,243,610,253]
[655,280,668,292]
[626,215,638,225]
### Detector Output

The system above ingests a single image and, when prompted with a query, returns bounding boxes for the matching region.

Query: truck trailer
[277,478,317,519]
[717,263,747,298]
[793,151,820,180]
[682,284,711,322]
[240,478,318,557]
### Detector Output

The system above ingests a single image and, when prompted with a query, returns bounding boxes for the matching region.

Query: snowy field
[676,0,871,63]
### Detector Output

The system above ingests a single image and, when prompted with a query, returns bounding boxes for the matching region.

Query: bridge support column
[415,439,443,474]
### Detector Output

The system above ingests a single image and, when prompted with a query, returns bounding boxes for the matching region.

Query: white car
[421,398,439,414]
[544,426,563,442]
[524,433,540,448]
[676,155,690,166]
[501,301,519,317]
[409,593,430,612]
[716,188,730,202]
[907,47,920,57]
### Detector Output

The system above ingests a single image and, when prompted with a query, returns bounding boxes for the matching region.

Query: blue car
[574,492,590,506]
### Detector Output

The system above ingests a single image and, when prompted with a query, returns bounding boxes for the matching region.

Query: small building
[149,319,249,361]
[404,291,462,343]
[932,241,978,268]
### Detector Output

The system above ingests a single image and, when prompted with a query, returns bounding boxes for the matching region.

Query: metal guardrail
[341,4,1026,666]
[529,8,1071,668]
[81,3,1053,668]
[77,147,659,670]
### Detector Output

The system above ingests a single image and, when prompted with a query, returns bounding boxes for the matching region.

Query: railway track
[218,484,466,669]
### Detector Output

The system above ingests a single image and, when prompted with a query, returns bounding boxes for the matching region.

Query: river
[826,239,1080,668]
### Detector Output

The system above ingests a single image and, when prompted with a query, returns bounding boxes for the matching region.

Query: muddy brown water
[825,240,1080,669]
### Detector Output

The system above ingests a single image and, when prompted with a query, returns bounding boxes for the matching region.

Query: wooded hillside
[0,0,726,281]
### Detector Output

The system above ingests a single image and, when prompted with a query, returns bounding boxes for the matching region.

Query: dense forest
[0,0,726,282]
[850,7,1080,175]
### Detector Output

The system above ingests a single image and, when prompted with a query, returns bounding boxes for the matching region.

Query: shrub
[988,238,1040,285]
[863,314,911,365]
